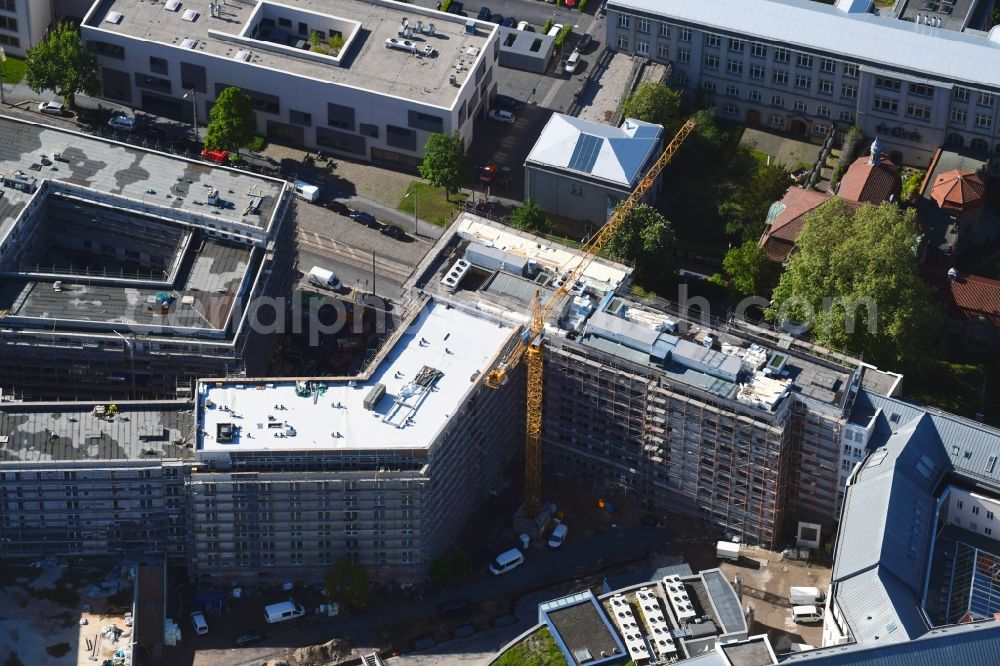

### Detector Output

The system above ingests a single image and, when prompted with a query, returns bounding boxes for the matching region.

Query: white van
[190,611,208,635]
[293,179,320,202]
[564,50,582,74]
[789,586,825,606]
[308,266,341,290]
[548,522,568,548]
[489,548,524,575]
[264,599,306,624]
[791,605,824,624]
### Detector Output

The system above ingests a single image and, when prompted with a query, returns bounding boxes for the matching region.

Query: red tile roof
[921,266,1000,328]
[930,169,985,212]
[837,156,902,205]
[758,188,831,262]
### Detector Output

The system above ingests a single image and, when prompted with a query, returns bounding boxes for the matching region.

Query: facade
[0,116,293,400]
[80,0,499,166]
[524,114,664,227]
[0,0,51,56]
[606,0,1000,169]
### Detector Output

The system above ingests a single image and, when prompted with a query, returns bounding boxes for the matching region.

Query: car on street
[489,13,504,25]
[234,630,264,646]
[488,109,515,124]
[325,200,352,216]
[501,16,516,28]
[76,109,105,125]
[548,522,569,548]
[564,50,583,74]
[200,148,230,164]
[38,101,67,116]
[380,223,407,240]
[479,163,498,184]
[349,210,380,228]
[108,114,136,131]
[476,7,491,20]
[190,611,208,635]
[577,33,593,52]
[494,95,524,112]
[516,20,533,31]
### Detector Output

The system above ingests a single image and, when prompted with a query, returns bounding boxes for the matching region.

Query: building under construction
[0,116,294,401]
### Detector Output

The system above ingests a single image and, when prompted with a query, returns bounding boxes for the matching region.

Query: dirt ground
[0,563,134,666]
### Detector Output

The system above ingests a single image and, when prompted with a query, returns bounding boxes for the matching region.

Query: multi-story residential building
[0,0,51,56]
[80,0,499,166]
[607,0,1000,169]
[0,116,293,400]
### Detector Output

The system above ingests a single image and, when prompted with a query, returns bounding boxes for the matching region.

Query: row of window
[707,83,855,121]
[950,107,994,129]
[0,0,14,13]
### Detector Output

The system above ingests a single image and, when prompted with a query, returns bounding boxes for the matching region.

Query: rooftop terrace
[85,0,495,108]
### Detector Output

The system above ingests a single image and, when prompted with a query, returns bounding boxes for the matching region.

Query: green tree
[323,557,370,610]
[24,22,99,107]
[606,204,678,289]
[901,169,925,203]
[837,126,866,170]
[621,83,683,129]
[729,162,791,242]
[418,132,465,201]
[508,199,551,234]
[203,87,257,152]
[767,199,943,373]
[722,241,768,296]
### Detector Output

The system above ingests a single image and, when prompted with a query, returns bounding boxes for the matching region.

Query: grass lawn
[398,181,467,227]
[1,56,26,85]
[492,628,565,666]
[907,360,1000,427]
[751,149,770,168]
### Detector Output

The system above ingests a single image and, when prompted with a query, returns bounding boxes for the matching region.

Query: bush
[901,169,925,203]
[554,24,572,48]
[441,0,453,11]
[578,0,589,9]
[542,17,553,34]
[248,135,267,153]
[832,163,846,185]
[838,125,865,169]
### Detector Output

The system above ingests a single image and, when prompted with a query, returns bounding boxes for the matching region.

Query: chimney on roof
[948,267,958,282]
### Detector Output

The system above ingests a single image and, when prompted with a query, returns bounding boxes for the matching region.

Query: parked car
[577,33,593,52]
[234,630,264,646]
[488,109,515,124]
[499,165,512,186]
[380,224,407,240]
[108,114,136,131]
[501,16,517,28]
[489,13,504,25]
[516,20,533,31]
[564,50,583,74]
[190,611,208,635]
[479,163,498,184]
[548,522,569,548]
[38,101,67,116]
[349,210,379,228]
[76,109,105,125]
[325,200,352,216]
[494,95,524,112]
[476,7,491,20]
[489,548,524,575]
[200,148,230,164]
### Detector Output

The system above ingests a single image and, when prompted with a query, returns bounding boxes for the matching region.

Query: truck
[307,266,341,291]
[293,179,320,202]
[789,586,825,606]
[264,599,306,624]
[716,540,741,561]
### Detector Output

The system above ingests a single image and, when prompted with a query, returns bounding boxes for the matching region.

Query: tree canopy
[606,204,678,290]
[621,83,683,129]
[203,87,257,152]
[418,132,465,200]
[24,22,99,107]
[323,557,370,610]
[721,240,769,296]
[508,199,551,234]
[767,199,943,373]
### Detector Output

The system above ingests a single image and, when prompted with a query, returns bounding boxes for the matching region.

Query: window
[842,62,859,78]
[954,87,970,102]
[729,39,744,53]
[617,35,629,50]
[149,56,168,75]
[774,48,789,63]
[817,105,830,118]
[636,17,650,33]
[839,110,855,123]
[676,72,689,85]
[570,182,584,196]
[748,90,762,102]
[821,57,836,73]
[0,34,17,47]
[814,123,832,135]
[795,74,811,90]
[989,510,995,520]
[636,39,649,55]
[768,113,785,128]
[988,528,994,536]
[359,122,378,138]
[617,14,630,29]
[794,100,808,112]
[976,112,993,129]
[772,69,788,85]
[978,92,994,107]
[906,103,931,121]
[841,83,858,99]
[0,0,14,12]
[0,15,17,31]
[657,42,669,59]
[679,27,691,41]
[958,500,964,509]
[724,103,739,116]
[289,109,312,126]
[974,506,981,515]
[386,124,417,150]
[706,34,720,48]
[796,53,813,69]
[819,79,834,95]
[951,108,967,124]
[727,59,743,75]
[771,95,784,107]
[909,83,934,97]
[704,53,719,70]
[658,22,670,38]
[278,17,291,27]
[677,48,690,64]
[702,81,716,92]
[875,76,901,91]
[750,64,764,80]
[751,42,767,58]
[724,85,739,97]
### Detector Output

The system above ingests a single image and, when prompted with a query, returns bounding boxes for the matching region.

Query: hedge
[554,24,572,48]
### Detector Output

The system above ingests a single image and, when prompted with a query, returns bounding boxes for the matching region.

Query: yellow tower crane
[484,118,697,518]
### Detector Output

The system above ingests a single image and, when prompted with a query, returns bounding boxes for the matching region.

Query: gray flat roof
[0,400,195,462]
[86,0,495,108]
[897,0,977,33]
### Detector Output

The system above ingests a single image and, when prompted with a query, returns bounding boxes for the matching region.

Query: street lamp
[183,89,198,139]
[406,188,419,236]
[0,46,6,106]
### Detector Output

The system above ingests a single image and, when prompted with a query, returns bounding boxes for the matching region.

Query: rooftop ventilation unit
[465,19,476,34]
[164,0,180,10]
[637,588,677,659]
[609,594,651,662]
[182,8,199,21]
[427,23,436,36]
[440,258,471,290]
[385,37,418,54]
[662,575,697,622]
[104,11,124,23]
[234,49,252,62]
[180,38,198,49]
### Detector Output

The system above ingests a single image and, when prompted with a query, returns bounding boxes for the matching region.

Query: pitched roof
[930,169,986,212]
[758,188,831,262]
[837,156,901,206]
[920,267,1000,328]
[524,114,664,188]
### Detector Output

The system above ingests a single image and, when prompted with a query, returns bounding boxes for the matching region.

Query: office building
[80,0,499,165]
[0,0,51,56]
[606,0,1000,169]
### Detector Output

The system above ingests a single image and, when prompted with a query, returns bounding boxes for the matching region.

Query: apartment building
[0,116,293,400]
[606,0,1000,168]
[0,0,51,56]
[80,0,499,166]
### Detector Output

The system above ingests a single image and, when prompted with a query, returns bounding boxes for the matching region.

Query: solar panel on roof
[567,133,603,174]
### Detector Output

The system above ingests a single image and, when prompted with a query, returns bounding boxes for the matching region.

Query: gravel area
[576,51,636,124]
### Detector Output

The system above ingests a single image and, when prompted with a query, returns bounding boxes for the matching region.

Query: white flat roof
[197,301,512,451]
[609,0,1000,90]
[454,213,631,293]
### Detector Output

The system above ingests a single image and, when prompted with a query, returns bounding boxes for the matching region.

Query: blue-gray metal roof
[779,619,1000,664]
[607,0,1000,92]
[702,569,747,636]
[834,567,928,645]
